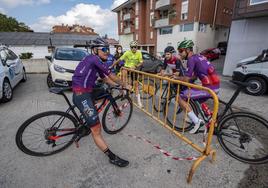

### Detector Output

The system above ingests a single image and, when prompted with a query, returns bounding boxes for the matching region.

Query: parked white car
[0,46,27,102]
[232,49,268,96]
[46,48,89,88]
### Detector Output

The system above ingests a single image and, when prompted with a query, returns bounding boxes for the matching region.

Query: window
[250,0,268,5]
[198,23,207,32]
[180,23,194,32]
[142,53,153,60]
[55,49,88,61]
[160,10,169,19]
[181,0,188,20]
[135,1,139,15]
[160,27,173,35]
[0,50,7,63]
[136,34,139,40]
[181,13,188,20]
[150,12,154,27]
[135,17,139,29]
[5,49,17,61]
[150,31,153,39]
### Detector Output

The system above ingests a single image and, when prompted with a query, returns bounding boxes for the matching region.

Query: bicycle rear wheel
[217,112,268,164]
[16,111,78,157]
[102,95,133,134]
[164,96,198,132]
[153,84,168,112]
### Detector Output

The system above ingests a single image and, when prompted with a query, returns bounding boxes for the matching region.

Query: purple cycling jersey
[186,54,220,88]
[72,55,111,92]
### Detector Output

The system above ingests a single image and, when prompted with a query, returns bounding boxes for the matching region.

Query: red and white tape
[107,102,198,161]
[124,134,198,161]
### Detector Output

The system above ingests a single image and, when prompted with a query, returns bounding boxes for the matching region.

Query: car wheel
[47,73,55,88]
[21,68,27,82]
[155,65,162,73]
[2,79,13,102]
[245,77,267,96]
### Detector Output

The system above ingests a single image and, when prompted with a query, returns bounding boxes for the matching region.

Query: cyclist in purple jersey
[72,38,131,167]
[172,39,220,133]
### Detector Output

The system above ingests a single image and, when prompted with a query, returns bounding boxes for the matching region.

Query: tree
[0,13,33,32]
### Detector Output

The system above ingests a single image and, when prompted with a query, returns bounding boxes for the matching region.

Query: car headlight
[54,64,66,73]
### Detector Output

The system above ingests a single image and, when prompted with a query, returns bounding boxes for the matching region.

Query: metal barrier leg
[210,150,216,163]
[187,155,207,184]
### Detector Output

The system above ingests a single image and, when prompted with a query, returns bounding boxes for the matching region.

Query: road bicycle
[16,86,133,157]
[164,80,268,164]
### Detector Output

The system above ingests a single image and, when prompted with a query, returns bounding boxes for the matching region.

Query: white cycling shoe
[189,120,204,134]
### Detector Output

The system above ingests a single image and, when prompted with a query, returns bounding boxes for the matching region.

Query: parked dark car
[140,50,163,73]
[217,41,227,55]
[200,48,220,61]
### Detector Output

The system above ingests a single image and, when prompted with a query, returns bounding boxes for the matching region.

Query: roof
[106,38,119,45]
[0,32,99,46]
[112,0,136,12]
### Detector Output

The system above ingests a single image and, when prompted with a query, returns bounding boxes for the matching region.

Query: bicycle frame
[48,88,124,141]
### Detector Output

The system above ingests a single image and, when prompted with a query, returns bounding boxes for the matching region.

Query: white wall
[195,24,215,53]
[223,17,268,76]
[9,45,73,59]
[215,27,229,45]
[157,22,220,54]
[156,24,196,54]
[119,34,134,50]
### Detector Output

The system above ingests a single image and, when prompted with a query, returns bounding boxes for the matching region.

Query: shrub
[19,52,33,59]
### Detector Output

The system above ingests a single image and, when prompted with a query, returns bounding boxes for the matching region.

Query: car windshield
[55,49,89,61]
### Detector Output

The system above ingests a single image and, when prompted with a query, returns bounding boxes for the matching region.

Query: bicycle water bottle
[201,103,212,116]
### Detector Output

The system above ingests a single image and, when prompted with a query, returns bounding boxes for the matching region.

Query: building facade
[223,0,268,75]
[113,0,234,55]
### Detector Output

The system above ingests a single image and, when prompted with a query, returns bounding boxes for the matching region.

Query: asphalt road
[0,74,267,188]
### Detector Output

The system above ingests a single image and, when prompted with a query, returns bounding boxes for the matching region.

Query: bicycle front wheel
[153,84,168,113]
[102,95,133,134]
[16,111,78,157]
[217,112,268,164]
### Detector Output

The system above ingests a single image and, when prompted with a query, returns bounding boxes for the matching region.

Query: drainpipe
[213,0,219,29]
[198,0,203,22]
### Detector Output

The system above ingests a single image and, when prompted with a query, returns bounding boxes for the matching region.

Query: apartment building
[113,0,234,55]
[223,0,268,75]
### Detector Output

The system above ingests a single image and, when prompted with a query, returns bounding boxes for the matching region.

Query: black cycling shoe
[109,156,129,167]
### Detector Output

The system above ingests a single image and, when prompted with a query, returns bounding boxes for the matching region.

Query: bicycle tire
[217,112,268,164]
[16,111,78,157]
[153,84,168,113]
[102,95,133,134]
[164,96,198,132]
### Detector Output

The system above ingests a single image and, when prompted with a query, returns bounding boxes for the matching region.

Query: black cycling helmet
[90,38,109,49]
[164,46,175,54]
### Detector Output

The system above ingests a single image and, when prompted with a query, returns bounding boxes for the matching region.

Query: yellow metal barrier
[121,67,219,183]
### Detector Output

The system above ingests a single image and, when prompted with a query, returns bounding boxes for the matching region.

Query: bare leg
[90,123,108,151]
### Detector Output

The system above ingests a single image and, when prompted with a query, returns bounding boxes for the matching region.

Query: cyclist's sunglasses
[97,47,109,53]
[130,46,137,49]
[178,48,186,53]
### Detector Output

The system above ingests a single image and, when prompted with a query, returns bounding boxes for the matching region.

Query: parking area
[0,74,268,188]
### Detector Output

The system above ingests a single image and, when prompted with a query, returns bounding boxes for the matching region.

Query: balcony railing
[155,0,171,10]
[123,13,131,20]
[154,18,169,28]
[124,27,131,34]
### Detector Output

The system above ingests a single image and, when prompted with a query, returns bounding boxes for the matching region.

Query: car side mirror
[45,56,52,61]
